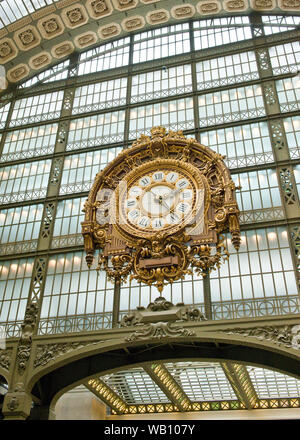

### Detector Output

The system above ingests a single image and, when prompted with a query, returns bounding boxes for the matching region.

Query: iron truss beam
[110,397,300,415]
[143,363,192,412]
[221,362,259,409]
[85,378,128,415]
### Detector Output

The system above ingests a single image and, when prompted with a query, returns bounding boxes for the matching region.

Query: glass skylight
[247,366,300,399]
[165,362,237,401]
[101,368,170,405]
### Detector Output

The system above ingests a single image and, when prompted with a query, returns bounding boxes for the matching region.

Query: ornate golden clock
[82,127,241,293]
[115,159,208,241]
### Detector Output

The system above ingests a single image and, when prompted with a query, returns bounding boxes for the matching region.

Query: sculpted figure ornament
[120,296,206,339]
[148,296,173,311]
[180,305,207,321]
[119,313,142,327]
[131,234,191,293]
[7,396,19,412]
[0,349,12,371]
[17,302,38,375]
[82,127,240,295]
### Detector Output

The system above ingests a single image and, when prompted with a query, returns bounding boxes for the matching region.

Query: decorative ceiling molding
[74,31,99,49]
[0,0,299,89]
[98,22,122,39]
[171,4,197,19]
[61,3,90,29]
[13,25,42,52]
[121,15,146,31]
[279,0,300,10]
[7,63,30,83]
[28,52,53,71]
[112,0,139,11]
[51,40,75,59]
[224,0,249,12]
[197,1,222,14]
[37,14,65,40]
[86,0,114,19]
[0,38,18,65]
[250,0,276,11]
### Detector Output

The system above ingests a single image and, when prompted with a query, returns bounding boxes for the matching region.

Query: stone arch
[27,334,300,407]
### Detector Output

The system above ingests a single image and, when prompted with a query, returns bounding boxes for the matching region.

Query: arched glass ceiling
[85,362,300,415]
[6,14,300,92]
[0,0,59,30]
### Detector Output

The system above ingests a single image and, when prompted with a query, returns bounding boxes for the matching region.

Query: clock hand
[149,191,171,210]
[150,190,161,203]
[161,200,170,210]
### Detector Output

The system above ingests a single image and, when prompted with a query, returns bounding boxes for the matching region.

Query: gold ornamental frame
[82,127,241,292]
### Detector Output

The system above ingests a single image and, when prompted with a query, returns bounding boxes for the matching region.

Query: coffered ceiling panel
[0,0,299,90]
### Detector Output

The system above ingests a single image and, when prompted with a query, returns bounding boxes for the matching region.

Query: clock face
[118,165,201,236]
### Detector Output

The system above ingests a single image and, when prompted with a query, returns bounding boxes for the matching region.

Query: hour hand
[150,190,160,203]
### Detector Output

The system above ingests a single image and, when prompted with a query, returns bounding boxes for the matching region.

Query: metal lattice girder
[143,363,192,412]
[85,378,128,415]
[221,362,259,409]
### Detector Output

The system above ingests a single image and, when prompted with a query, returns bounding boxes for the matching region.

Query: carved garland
[17,302,38,375]
[33,340,106,368]
[224,324,300,350]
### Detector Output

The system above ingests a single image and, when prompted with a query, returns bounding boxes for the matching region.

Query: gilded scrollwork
[189,238,229,276]
[130,233,192,293]
[98,253,133,283]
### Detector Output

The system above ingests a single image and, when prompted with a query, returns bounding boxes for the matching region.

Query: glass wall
[0,16,299,337]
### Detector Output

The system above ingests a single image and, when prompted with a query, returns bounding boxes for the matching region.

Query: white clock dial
[176,178,190,190]
[137,216,151,228]
[152,217,166,229]
[166,172,179,183]
[129,186,142,197]
[141,184,174,216]
[176,201,191,215]
[179,189,193,201]
[126,198,137,209]
[128,209,140,222]
[152,171,165,182]
[139,176,151,187]
[166,212,180,225]
[122,165,199,235]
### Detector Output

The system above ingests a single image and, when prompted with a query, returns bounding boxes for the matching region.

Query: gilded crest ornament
[82,127,241,292]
